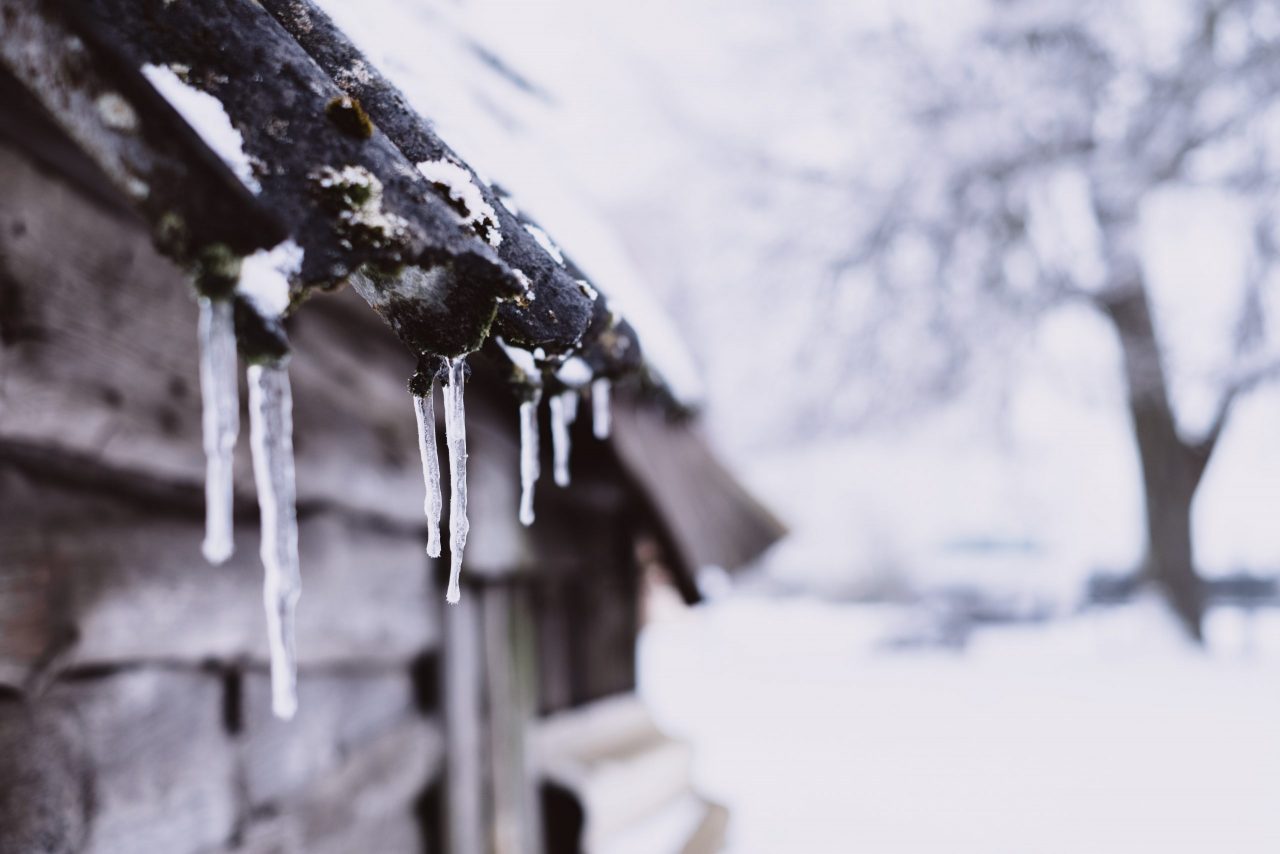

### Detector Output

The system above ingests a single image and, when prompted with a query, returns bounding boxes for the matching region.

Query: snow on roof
[141,62,262,194]
[313,0,705,406]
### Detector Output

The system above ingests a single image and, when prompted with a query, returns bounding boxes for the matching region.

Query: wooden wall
[0,141,650,854]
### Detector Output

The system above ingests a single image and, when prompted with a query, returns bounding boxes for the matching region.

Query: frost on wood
[523,223,565,265]
[198,297,239,564]
[518,391,541,526]
[248,363,301,720]
[442,357,470,604]
[592,378,612,440]
[549,391,574,488]
[414,384,444,558]
[416,159,502,247]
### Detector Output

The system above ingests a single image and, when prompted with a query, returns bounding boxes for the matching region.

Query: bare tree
[847,0,1280,637]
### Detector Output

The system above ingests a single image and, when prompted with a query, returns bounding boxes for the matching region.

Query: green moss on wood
[193,243,242,299]
[325,95,373,139]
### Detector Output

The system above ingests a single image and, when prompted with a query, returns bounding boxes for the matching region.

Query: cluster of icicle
[196,289,614,719]
[409,356,612,603]
[510,375,611,529]
[413,357,470,605]
[195,294,301,720]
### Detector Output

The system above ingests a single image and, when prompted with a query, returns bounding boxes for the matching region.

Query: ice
[519,391,542,526]
[414,385,444,558]
[197,298,239,565]
[550,391,574,487]
[247,363,301,720]
[442,356,470,604]
[592,377,612,439]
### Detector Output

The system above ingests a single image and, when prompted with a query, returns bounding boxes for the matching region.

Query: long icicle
[414,383,444,557]
[198,297,240,564]
[518,390,541,526]
[550,391,573,487]
[591,378,612,440]
[247,362,301,720]
[442,356,470,604]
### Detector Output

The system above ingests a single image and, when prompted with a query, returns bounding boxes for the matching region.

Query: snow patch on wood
[141,62,262,193]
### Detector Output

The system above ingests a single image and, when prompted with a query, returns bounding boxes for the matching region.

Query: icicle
[414,386,444,557]
[198,297,239,565]
[563,389,578,425]
[592,378,612,439]
[562,389,579,425]
[247,363,301,720]
[518,391,541,526]
[441,356,470,604]
[550,391,573,487]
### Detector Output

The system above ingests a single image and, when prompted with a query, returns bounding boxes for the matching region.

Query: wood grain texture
[0,468,438,689]
[51,670,237,854]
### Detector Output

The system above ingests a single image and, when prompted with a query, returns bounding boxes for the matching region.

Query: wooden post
[444,591,484,854]
[445,582,543,854]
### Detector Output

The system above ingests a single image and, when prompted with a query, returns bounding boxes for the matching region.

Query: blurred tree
[844,0,1280,637]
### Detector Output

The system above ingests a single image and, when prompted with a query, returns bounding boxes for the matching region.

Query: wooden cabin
[0,1,783,852]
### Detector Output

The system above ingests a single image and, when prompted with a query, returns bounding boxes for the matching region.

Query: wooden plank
[0,698,88,854]
[443,591,484,854]
[0,468,438,690]
[481,586,542,854]
[239,672,425,808]
[50,669,237,854]
[610,393,788,599]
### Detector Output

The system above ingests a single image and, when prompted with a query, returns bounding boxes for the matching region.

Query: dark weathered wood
[0,0,284,263]
[610,393,786,600]
[259,0,598,359]
[0,699,88,854]
[51,670,237,854]
[72,0,532,359]
[0,468,438,689]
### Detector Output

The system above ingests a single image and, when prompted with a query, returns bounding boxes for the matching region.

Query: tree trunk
[1099,283,1208,640]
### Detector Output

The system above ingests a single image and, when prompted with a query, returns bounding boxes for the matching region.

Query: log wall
[0,139,649,853]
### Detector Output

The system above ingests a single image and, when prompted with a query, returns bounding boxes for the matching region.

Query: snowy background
[327,0,1280,850]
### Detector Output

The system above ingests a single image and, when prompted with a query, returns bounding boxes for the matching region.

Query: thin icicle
[550,391,573,487]
[441,356,470,604]
[414,386,443,557]
[562,389,579,425]
[592,378,612,439]
[198,297,239,565]
[518,390,541,526]
[247,363,301,720]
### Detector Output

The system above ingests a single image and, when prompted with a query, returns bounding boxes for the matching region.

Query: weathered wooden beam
[69,0,538,359]
[259,0,646,381]
[0,0,285,263]
[259,0,601,359]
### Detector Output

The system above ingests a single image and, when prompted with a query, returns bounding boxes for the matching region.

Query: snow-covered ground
[640,594,1280,854]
